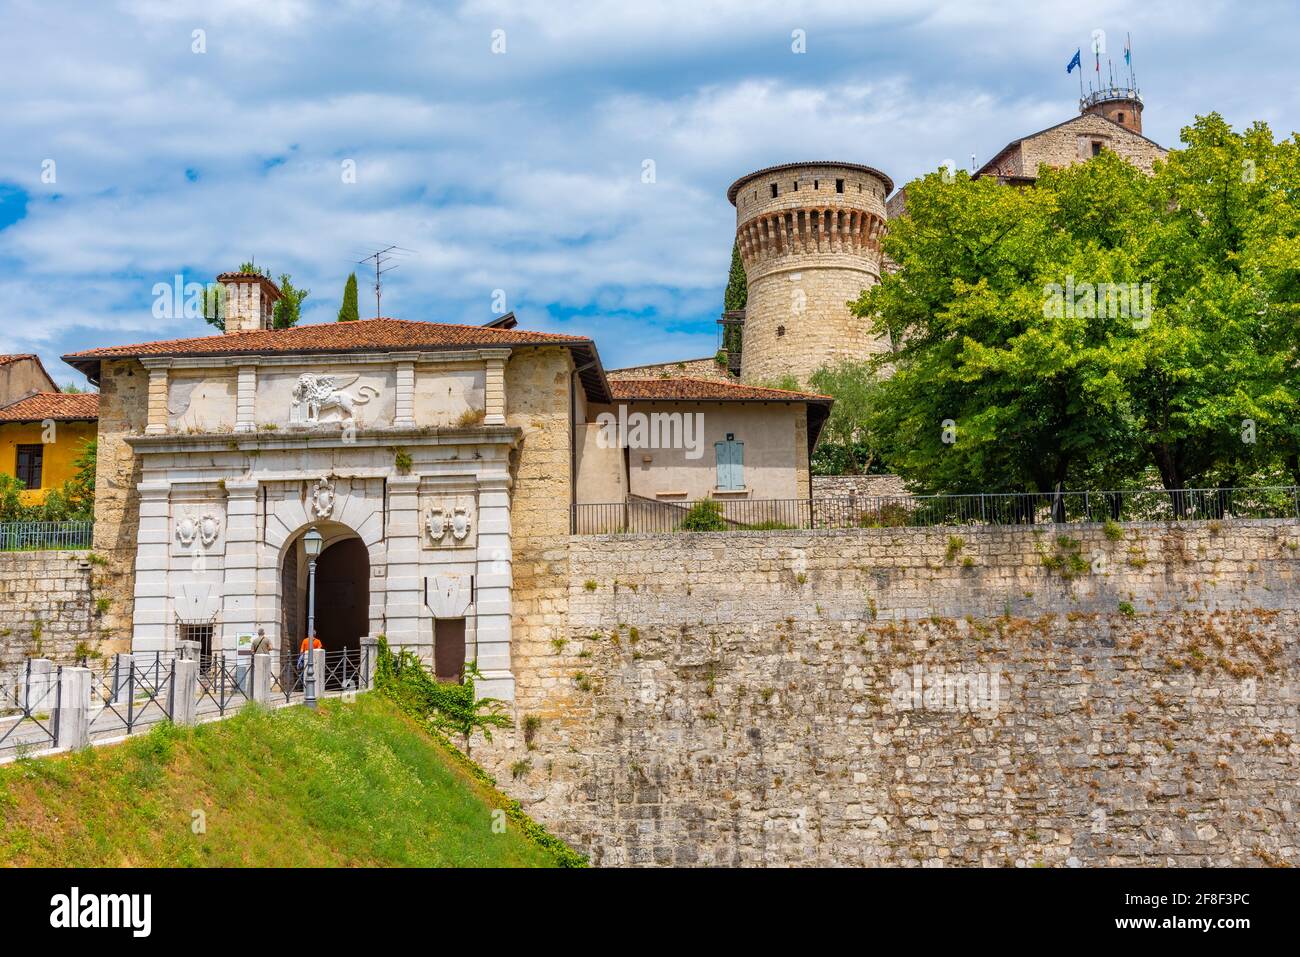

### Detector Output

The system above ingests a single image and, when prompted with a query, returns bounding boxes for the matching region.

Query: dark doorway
[434,618,466,683]
[313,537,370,653]
[281,544,299,666]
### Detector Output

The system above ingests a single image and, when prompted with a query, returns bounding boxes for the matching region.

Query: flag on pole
[1067,49,1081,73]
[1124,38,1132,65]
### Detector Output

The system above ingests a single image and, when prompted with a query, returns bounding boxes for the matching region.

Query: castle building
[699,83,1165,385]
[975,85,1165,183]
[727,163,893,386]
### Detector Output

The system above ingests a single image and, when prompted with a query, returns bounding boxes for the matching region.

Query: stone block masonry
[480,521,1300,866]
[0,550,95,671]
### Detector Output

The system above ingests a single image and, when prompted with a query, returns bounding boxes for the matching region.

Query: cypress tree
[338,272,360,322]
[722,242,747,356]
[723,242,747,311]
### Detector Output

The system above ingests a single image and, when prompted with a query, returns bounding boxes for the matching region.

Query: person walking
[297,633,322,671]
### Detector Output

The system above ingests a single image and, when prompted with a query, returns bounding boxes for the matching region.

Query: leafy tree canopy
[849,113,1300,494]
[273,273,309,329]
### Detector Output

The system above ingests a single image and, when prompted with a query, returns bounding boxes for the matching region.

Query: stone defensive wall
[481,521,1300,867]
[0,550,95,671]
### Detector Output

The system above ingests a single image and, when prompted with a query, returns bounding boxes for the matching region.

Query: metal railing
[0,661,61,758]
[269,655,303,704]
[573,486,1300,534]
[322,648,363,694]
[87,652,175,737]
[0,520,93,551]
[196,654,251,717]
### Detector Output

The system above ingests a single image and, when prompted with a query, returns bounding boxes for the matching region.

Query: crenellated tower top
[727,162,894,385]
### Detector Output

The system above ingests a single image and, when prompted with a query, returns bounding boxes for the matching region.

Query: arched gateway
[75,302,543,703]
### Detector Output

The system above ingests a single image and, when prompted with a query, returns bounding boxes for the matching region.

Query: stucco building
[0,355,97,506]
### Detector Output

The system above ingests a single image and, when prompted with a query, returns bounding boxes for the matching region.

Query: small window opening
[1091,141,1103,156]
[770,182,778,198]
[15,445,42,490]
[776,325,786,337]
[181,623,214,661]
[835,178,844,193]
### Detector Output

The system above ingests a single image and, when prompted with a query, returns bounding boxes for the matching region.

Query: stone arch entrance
[280,523,372,656]
[314,538,369,653]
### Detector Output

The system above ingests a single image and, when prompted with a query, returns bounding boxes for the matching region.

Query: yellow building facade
[0,393,98,504]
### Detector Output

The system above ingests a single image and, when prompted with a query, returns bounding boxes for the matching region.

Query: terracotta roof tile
[608,377,832,402]
[63,317,591,362]
[0,353,39,367]
[0,392,98,422]
[61,318,612,403]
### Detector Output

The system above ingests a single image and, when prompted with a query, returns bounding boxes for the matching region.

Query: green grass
[0,695,570,867]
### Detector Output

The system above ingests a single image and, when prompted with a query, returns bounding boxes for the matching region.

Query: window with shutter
[714,436,745,490]
[15,445,43,490]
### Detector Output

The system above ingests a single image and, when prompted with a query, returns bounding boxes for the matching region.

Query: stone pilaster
[235,364,256,432]
[143,362,170,435]
[384,476,424,653]
[219,480,259,650]
[394,360,415,428]
[484,350,508,425]
[130,481,171,651]
[474,472,514,700]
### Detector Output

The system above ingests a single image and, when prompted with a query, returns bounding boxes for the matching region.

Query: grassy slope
[0,694,564,867]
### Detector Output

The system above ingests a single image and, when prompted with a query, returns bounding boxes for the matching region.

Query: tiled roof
[61,318,611,402]
[63,317,592,361]
[0,392,99,422]
[609,377,832,402]
[0,354,38,367]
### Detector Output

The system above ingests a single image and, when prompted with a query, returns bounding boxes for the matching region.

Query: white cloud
[0,0,1288,385]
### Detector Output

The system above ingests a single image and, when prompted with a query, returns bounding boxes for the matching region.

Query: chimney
[217,272,283,334]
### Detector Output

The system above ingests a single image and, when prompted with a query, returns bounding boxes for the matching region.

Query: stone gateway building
[62,275,829,699]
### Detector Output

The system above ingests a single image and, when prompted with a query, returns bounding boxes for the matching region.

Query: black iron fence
[87,652,175,736]
[0,661,61,758]
[196,654,251,717]
[573,486,1300,534]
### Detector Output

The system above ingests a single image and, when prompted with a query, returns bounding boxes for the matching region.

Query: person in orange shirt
[297,634,322,671]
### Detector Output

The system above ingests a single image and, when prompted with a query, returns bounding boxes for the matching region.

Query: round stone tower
[728,161,893,385]
[1080,86,1144,134]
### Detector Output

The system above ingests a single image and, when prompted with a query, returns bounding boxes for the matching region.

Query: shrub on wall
[678,500,728,532]
[374,638,510,750]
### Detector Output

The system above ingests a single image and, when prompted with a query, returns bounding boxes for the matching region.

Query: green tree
[0,474,26,523]
[721,242,747,357]
[724,241,747,311]
[273,273,309,329]
[851,115,1300,496]
[807,361,886,475]
[337,272,360,322]
[202,282,227,332]
[60,439,97,520]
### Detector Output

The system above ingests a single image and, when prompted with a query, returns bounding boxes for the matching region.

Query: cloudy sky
[0,0,1295,387]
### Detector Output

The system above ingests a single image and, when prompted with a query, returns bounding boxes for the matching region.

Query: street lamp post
[303,526,323,709]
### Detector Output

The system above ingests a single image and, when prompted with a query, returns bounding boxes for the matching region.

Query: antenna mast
[356,245,408,319]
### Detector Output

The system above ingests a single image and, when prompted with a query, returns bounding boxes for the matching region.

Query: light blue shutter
[715,439,744,490]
